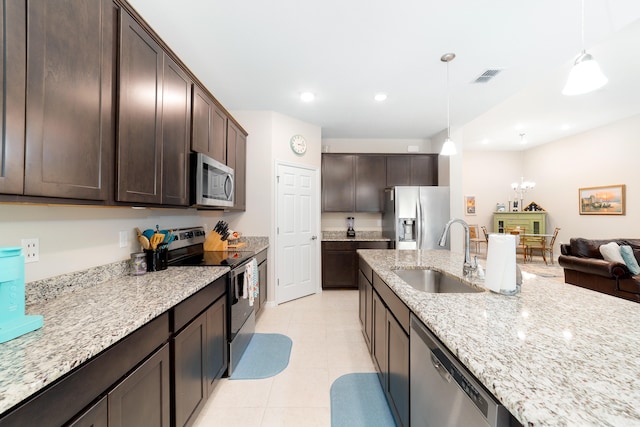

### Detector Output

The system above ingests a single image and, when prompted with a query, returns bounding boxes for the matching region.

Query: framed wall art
[579,184,626,215]
[465,195,476,215]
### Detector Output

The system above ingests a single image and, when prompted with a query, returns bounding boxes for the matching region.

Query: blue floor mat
[229,333,292,380]
[330,373,396,427]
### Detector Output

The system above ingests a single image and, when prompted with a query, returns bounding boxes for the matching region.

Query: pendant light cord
[580,0,585,51]
[446,60,451,138]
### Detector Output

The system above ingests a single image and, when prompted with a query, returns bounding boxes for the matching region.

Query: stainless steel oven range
[167,226,255,376]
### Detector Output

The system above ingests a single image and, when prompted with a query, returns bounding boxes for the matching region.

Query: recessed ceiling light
[300,92,315,102]
[561,124,572,131]
[482,138,489,145]
[374,93,387,102]
[514,123,525,131]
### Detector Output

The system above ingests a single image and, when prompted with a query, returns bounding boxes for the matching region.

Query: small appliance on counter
[346,216,356,237]
[0,247,43,343]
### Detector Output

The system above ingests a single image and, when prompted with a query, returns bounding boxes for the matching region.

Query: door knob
[311,235,318,240]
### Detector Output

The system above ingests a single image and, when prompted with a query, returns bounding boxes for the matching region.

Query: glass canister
[130,252,147,275]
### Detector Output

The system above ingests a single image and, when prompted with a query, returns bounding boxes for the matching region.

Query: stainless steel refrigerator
[382,186,450,250]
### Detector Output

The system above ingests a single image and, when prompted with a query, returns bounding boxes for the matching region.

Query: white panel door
[276,163,318,304]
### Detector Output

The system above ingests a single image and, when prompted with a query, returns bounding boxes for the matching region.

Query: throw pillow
[599,242,626,264]
[620,245,640,276]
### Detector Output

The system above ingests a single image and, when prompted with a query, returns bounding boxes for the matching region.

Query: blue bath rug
[229,333,292,380]
[330,373,396,427]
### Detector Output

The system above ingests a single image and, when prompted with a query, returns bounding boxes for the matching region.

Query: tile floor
[192,290,375,427]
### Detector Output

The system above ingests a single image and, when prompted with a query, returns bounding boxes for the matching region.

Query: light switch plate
[119,231,128,248]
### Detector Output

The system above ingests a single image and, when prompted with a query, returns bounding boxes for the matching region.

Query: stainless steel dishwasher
[410,314,515,427]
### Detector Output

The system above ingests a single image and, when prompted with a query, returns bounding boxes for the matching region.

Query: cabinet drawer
[322,241,357,251]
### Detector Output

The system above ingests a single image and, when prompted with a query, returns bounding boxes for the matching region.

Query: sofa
[558,238,640,303]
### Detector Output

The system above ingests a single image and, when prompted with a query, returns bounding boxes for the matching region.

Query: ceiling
[128,0,640,151]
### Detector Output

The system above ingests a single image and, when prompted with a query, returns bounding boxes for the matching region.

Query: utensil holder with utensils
[145,247,168,272]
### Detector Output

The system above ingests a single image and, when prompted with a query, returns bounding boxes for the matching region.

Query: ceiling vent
[473,69,502,83]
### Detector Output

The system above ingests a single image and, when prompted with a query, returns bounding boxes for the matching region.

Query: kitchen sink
[393,269,483,293]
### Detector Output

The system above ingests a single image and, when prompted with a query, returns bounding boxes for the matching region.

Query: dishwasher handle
[431,353,452,383]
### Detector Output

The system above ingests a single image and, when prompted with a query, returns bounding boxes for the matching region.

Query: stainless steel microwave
[191,153,234,208]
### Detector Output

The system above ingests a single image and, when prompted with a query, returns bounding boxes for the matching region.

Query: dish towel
[243,258,259,306]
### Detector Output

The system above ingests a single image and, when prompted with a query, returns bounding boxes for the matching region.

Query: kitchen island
[358,249,640,426]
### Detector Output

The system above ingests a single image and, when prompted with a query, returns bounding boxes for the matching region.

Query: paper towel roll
[484,234,517,293]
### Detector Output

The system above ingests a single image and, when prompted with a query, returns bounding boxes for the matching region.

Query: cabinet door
[410,155,437,186]
[206,296,227,395]
[117,11,162,204]
[25,0,115,200]
[68,396,108,427]
[385,156,411,187]
[358,269,372,352]
[109,344,170,427]
[321,241,358,289]
[227,121,247,211]
[0,2,26,195]
[174,312,207,427]
[161,55,191,206]
[355,155,386,212]
[387,313,409,427]
[191,84,227,163]
[372,290,387,379]
[321,154,354,212]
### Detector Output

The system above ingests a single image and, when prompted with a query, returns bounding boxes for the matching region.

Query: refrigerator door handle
[416,199,423,248]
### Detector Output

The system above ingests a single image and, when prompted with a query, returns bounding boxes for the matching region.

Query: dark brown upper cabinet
[0,2,26,195]
[355,155,386,212]
[191,84,227,164]
[25,0,117,201]
[386,154,438,187]
[160,56,192,206]
[322,154,355,212]
[117,10,191,206]
[226,121,247,211]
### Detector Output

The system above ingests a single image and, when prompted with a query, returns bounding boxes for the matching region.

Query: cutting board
[227,241,246,249]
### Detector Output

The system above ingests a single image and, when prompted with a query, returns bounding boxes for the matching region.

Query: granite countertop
[232,236,269,254]
[322,230,391,241]
[357,249,640,427]
[0,265,229,416]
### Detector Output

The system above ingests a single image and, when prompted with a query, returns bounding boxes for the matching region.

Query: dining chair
[528,227,561,265]
[481,226,490,243]
[506,227,527,262]
[468,224,487,254]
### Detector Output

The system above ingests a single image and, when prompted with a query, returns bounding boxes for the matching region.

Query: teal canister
[0,247,44,343]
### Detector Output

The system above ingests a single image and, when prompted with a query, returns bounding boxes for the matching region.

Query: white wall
[0,205,224,283]
[462,113,640,259]
[226,110,322,303]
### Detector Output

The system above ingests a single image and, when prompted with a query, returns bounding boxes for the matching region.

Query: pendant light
[562,0,608,96]
[440,53,457,156]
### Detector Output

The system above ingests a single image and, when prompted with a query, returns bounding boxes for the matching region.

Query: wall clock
[290,134,307,156]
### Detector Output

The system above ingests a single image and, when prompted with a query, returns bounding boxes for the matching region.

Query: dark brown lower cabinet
[109,344,170,427]
[387,312,409,427]
[322,240,390,289]
[359,257,410,427]
[68,396,108,427]
[173,279,227,427]
[358,269,373,351]
[174,312,207,427]
[372,290,387,375]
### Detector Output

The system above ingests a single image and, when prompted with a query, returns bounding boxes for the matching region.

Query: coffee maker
[346,216,356,237]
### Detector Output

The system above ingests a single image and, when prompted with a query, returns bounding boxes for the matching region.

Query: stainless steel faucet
[438,218,477,277]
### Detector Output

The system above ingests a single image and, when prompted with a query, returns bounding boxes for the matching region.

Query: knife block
[204,231,228,251]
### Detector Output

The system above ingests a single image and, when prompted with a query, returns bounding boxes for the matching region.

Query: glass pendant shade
[440,137,456,156]
[562,51,608,95]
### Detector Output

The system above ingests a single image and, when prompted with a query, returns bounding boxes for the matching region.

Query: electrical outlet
[21,238,40,263]
[119,230,129,248]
